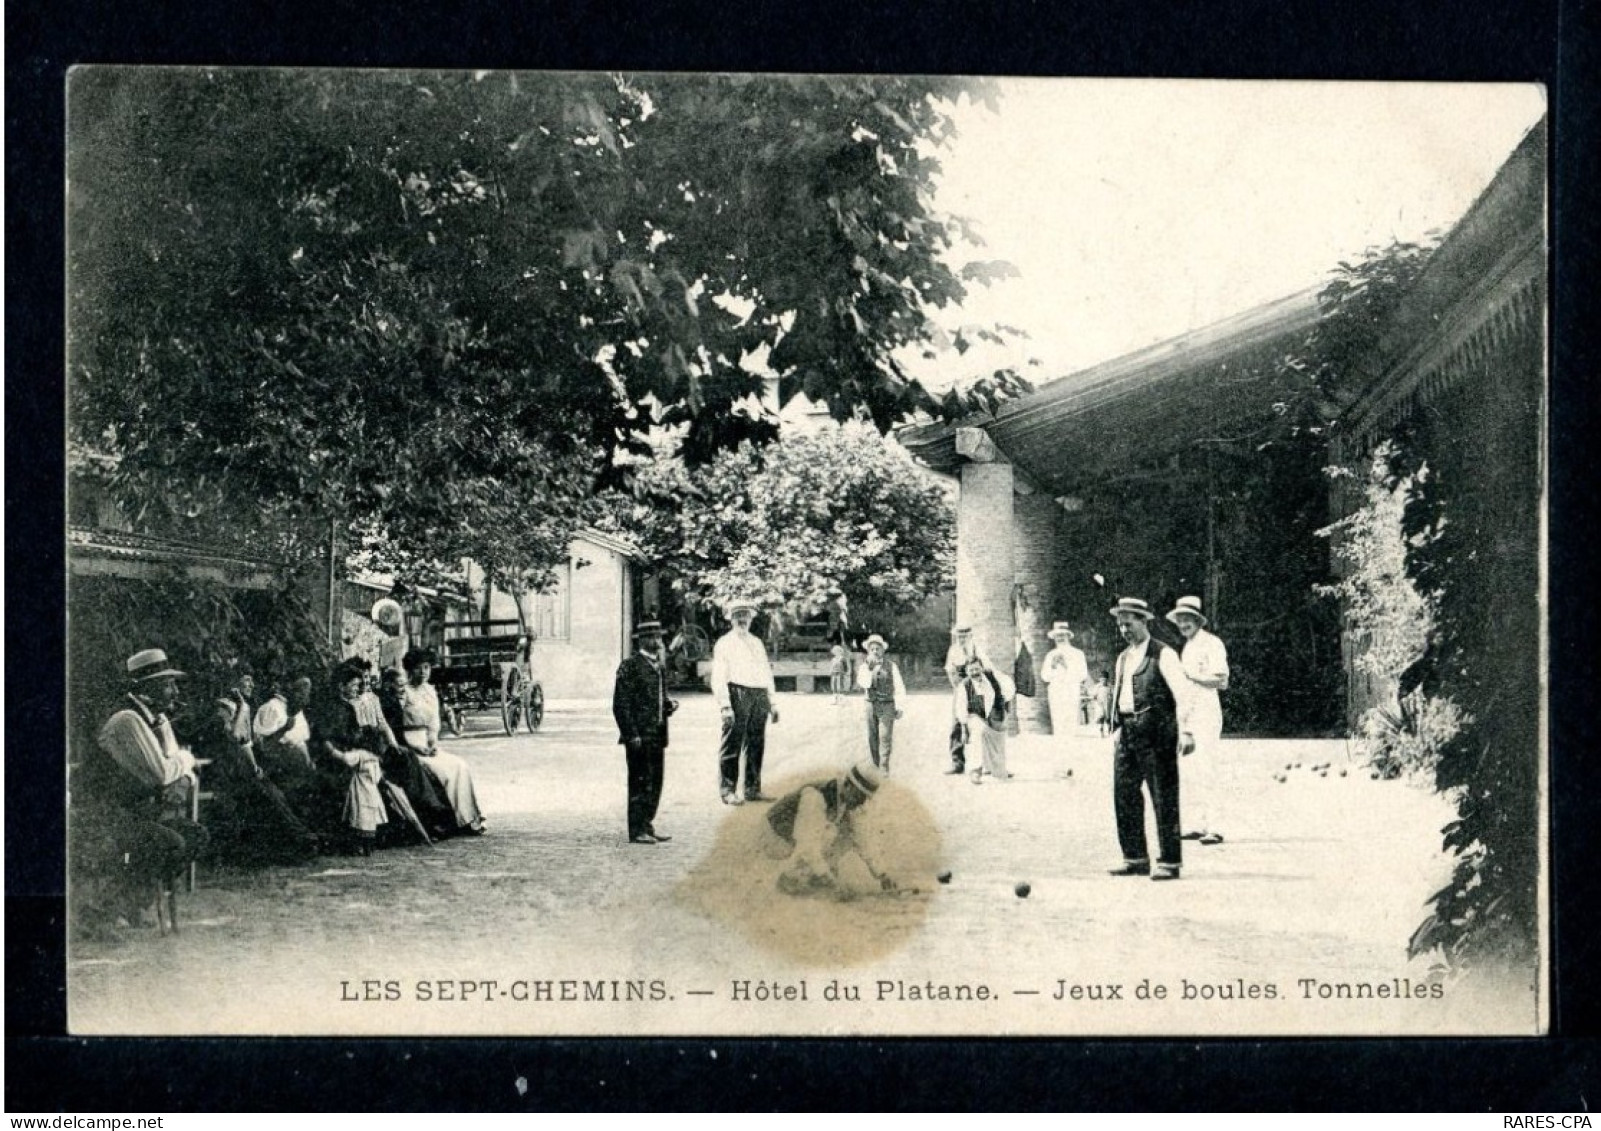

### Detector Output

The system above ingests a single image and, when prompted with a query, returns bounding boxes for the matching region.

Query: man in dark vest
[762,761,896,897]
[952,657,1015,783]
[612,621,678,845]
[855,634,906,773]
[1106,597,1195,881]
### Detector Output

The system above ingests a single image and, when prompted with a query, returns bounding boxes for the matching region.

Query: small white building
[472,529,639,700]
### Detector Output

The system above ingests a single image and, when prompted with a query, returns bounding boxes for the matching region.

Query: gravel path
[67,693,1539,1036]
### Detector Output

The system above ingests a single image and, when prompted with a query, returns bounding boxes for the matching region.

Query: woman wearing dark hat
[395,648,486,835]
[313,658,392,853]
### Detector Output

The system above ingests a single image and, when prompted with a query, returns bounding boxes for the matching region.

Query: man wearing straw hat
[855,634,906,773]
[1106,598,1195,881]
[763,761,898,898]
[81,649,210,926]
[1166,596,1230,846]
[1040,621,1090,742]
[710,598,779,805]
[612,620,678,845]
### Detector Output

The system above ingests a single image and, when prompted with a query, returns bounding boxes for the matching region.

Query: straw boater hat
[1165,596,1209,627]
[1107,597,1155,620]
[1046,621,1075,640]
[632,620,665,637]
[847,762,884,795]
[370,597,405,630]
[125,648,185,682]
[723,598,760,616]
[864,633,887,649]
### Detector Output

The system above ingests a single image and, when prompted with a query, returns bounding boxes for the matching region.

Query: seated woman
[389,649,486,836]
[195,662,319,864]
[350,659,454,839]
[311,658,393,854]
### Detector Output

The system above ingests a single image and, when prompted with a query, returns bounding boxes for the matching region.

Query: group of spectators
[75,643,486,933]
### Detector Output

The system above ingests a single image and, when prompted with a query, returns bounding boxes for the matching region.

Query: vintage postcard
[63,71,1548,1037]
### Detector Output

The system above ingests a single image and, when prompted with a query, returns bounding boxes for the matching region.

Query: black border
[9,0,1598,1110]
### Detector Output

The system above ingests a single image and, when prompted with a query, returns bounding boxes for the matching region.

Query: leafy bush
[1316,441,1468,776]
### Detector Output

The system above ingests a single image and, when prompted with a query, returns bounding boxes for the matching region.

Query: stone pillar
[955,460,1014,682]
[1012,486,1062,734]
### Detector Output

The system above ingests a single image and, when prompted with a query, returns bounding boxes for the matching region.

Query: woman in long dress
[395,648,486,835]
[314,659,391,854]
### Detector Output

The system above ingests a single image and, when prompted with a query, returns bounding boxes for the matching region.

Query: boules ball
[1340,769,1348,777]
[937,870,953,884]
[1014,882,1032,899]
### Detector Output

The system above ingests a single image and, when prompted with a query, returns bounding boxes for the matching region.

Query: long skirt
[341,758,388,834]
[415,747,484,830]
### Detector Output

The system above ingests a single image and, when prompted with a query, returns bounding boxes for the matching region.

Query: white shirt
[97,695,197,788]
[399,681,443,746]
[952,667,1015,724]
[1180,629,1230,689]
[1114,636,1194,731]
[711,629,776,710]
[944,638,994,685]
[1040,643,1089,690]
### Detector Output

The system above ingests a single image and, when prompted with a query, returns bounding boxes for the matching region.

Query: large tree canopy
[603,422,955,625]
[68,69,1028,586]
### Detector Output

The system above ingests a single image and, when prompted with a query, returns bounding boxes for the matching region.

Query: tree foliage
[604,423,955,625]
[1317,441,1466,777]
[1268,237,1442,441]
[68,69,1029,588]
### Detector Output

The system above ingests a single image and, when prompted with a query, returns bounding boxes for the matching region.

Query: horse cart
[433,619,544,737]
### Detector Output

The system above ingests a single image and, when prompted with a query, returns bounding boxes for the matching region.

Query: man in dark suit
[612,621,677,845]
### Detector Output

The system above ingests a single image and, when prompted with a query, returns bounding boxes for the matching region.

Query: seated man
[78,649,210,928]
[760,762,897,900]
[953,657,1015,783]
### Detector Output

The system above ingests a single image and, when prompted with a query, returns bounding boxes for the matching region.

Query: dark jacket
[613,652,670,747]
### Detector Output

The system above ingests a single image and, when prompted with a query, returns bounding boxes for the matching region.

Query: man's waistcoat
[867,662,897,704]
[1122,637,1176,720]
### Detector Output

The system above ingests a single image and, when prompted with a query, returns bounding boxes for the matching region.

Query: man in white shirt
[952,657,1016,783]
[710,599,779,805]
[856,634,907,773]
[943,624,993,687]
[1106,597,1195,881]
[83,649,209,926]
[1167,596,1230,846]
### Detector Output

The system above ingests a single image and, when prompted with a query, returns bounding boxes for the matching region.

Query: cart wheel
[525,683,544,732]
[444,705,464,737]
[501,666,524,736]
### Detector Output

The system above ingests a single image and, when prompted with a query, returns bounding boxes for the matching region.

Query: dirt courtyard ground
[67,692,1542,1037]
